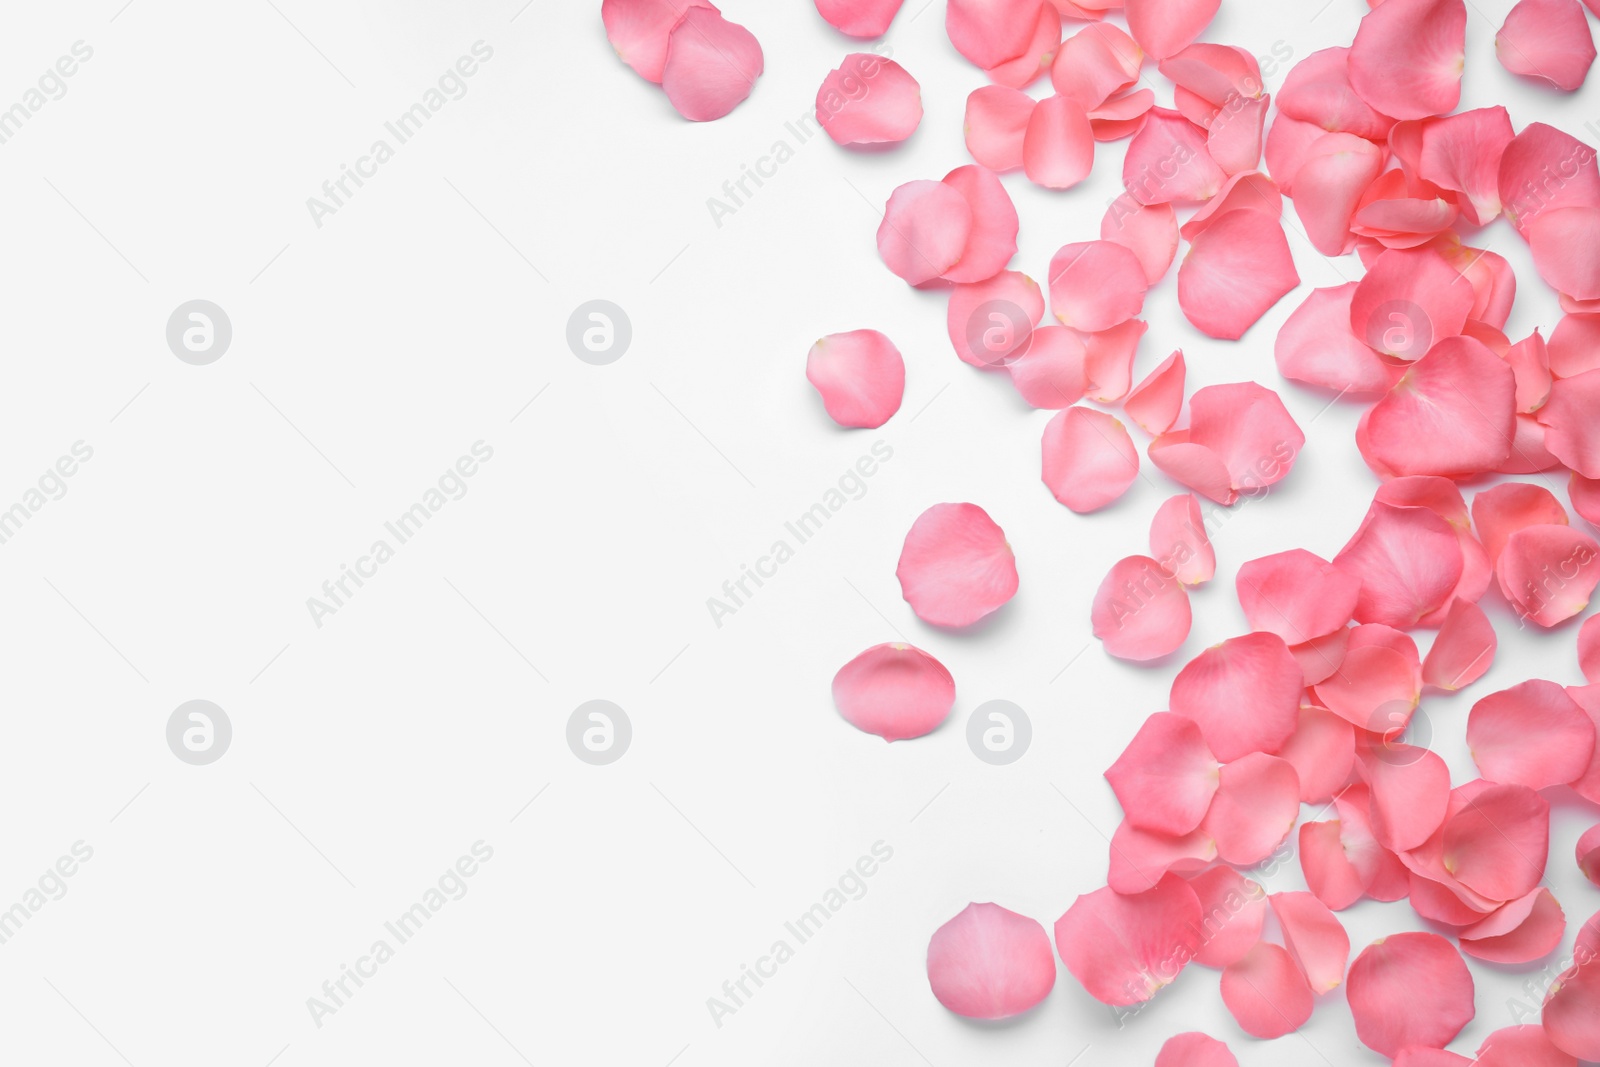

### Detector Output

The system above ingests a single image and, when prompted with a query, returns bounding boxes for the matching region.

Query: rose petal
[1334,500,1466,629]
[1545,955,1600,1059]
[833,642,954,740]
[1185,867,1266,968]
[1293,133,1386,257]
[1148,382,1304,504]
[1123,0,1220,60]
[878,180,972,285]
[1468,679,1595,789]
[1579,822,1600,883]
[1348,0,1467,120]
[1177,209,1299,340]
[1356,737,1451,852]
[927,902,1056,1018]
[1170,632,1301,761]
[1105,711,1220,835]
[1582,615,1600,683]
[1102,196,1179,286]
[1475,1023,1579,1067]
[1041,407,1139,513]
[1277,47,1396,141]
[1499,122,1600,235]
[1497,0,1596,92]
[1529,207,1600,301]
[1024,95,1096,189]
[1270,891,1349,994]
[1564,684,1600,803]
[1201,752,1300,864]
[1421,598,1497,690]
[1055,874,1202,1006]
[1550,313,1600,377]
[1347,932,1474,1057]
[1459,890,1567,966]
[945,0,1044,70]
[1348,246,1474,361]
[1315,644,1421,732]
[1279,706,1356,805]
[1220,943,1312,1039]
[1274,284,1399,396]
[964,85,1034,171]
[1092,555,1192,660]
[602,0,718,83]
[1472,482,1569,567]
[1124,108,1227,204]
[1052,23,1143,108]
[1156,1033,1238,1067]
[1007,325,1087,407]
[1358,336,1517,479]
[1122,350,1184,435]
[1299,818,1376,911]
[661,8,764,121]
[1237,549,1360,645]
[1108,820,1216,892]
[1576,473,1600,526]
[1047,240,1148,332]
[814,0,905,35]
[817,55,923,146]
[1538,369,1600,478]
[1083,319,1148,402]
[1205,94,1268,175]
[947,269,1044,367]
[940,164,1020,285]
[1497,524,1600,627]
[983,1,1061,89]
[1149,492,1214,585]
[806,329,906,428]
[1417,106,1515,225]
[896,503,1019,627]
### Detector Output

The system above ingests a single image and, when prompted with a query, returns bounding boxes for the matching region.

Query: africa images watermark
[705,42,892,229]
[306,441,495,628]
[706,440,894,628]
[0,441,95,547]
[306,41,495,228]
[0,40,94,147]
[0,841,94,948]
[306,840,495,1028]
[706,840,894,1028]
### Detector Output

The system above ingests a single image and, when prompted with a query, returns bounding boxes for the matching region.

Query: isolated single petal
[1041,407,1139,513]
[1468,679,1595,788]
[1421,598,1496,690]
[1055,874,1202,1006]
[817,55,922,145]
[1170,632,1301,761]
[878,180,972,285]
[806,330,905,428]
[1497,0,1596,91]
[1149,492,1214,585]
[927,902,1056,1018]
[602,0,718,83]
[1178,209,1298,340]
[1347,932,1474,1057]
[1220,943,1312,1039]
[1049,240,1148,331]
[1348,0,1466,120]
[661,8,764,121]
[1092,555,1192,660]
[964,85,1034,171]
[896,503,1019,627]
[833,642,954,740]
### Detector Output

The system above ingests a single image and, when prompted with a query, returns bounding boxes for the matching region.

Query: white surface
[0,0,1596,1065]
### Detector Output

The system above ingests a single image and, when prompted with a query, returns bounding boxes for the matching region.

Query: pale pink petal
[1469,679,1595,788]
[1550,313,1600,377]
[1274,284,1399,396]
[1497,0,1596,92]
[940,164,1020,285]
[1177,209,1298,340]
[1348,0,1466,121]
[1149,492,1214,585]
[1220,943,1312,1039]
[1299,819,1375,911]
[1441,781,1551,899]
[896,503,1019,627]
[602,0,717,83]
[1474,1022,1580,1067]
[1421,598,1497,690]
[1185,867,1265,968]
[1270,892,1349,994]
[1279,706,1356,805]
[1417,106,1515,225]
[1041,407,1139,513]
[983,2,1061,89]
[1082,319,1147,402]
[927,902,1056,1018]
[833,642,954,740]
[1334,500,1465,629]
[964,85,1034,171]
[1180,171,1281,242]
[878,180,972,285]
[1359,336,1517,479]
[945,0,1044,70]
[661,8,764,121]
[1170,632,1301,761]
[1579,822,1600,883]
[1545,956,1600,1060]
[1052,23,1143,108]
[1472,482,1569,566]
[1054,874,1202,1005]
[1347,246,1474,360]
[1582,615,1600,683]
[947,269,1044,368]
[1158,43,1263,108]
[1459,891,1566,966]
[1237,549,1360,645]
[1499,122,1600,235]
[1092,555,1192,660]
[1356,737,1451,851]
[1124,108,1227,204]
[1049,240,1148,331]
[1496,524,1600,627]
[1108,820,1216,892]
[1105,711,1219,835]
[1148,382,1304,505]
[1156,1032,1238,1067]
[1538,370,1600,478]
[1024,95,1096,189]
[1122,350,1184,435]
[1202,753,1300,864]
[1007,325,1087,407]
[1347,932,1473,1057]
[1123,0,1220,60]
[806,329,905,428]
[817,55,923,146]
[1205,94,1268,175]
[814,0,905,35]
[1529,207,1600,301]
[1102,197,1178,285]
[1277,47,1397,140]
[1293,133,1386,257]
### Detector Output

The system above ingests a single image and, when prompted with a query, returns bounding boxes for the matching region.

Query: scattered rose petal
[1124,108,1227,204]
[927,902,1057,1018]
[964,85,1034,171]
[1122,351,1184,435]
[1473,482,1569,566]
[1582,615,1600,683]
[1054,874,1202,1006]
[1499,122,1600,234]
[1237,549,1360,645]
[833,642,954,740]
[1156,1033,1238,1067]
[878,180,972,285]
[1459,889,1566,965]
[1007,325,1087,406]
[1092,554,1192,660]
[806,329,906,428]
[1103,197,1179,286]
[946,0,1044,70]
[1049,240,1149,331]
[1538,370,1600,478]
[1178,209,1299,339]
[1475,1023,1579,1067]
[948,269,1044,367]
[896,502,1019,627]
[1278,706,1356,805]
[1024,95,1096,189]
[1334,501,1465,630]
[1202,753,1300,864]
[1468,679,1595,788]
[1052,23,1143,108]
[1148,382,1304,505]
[1185,867,1266,968]
[814,0,905,36]
[1270,892,1349,994]
[1274,284,1398,396]
[662,8,764,121]
[1421,598,1497,690]
[602,0,718,83]
[1170,632,1302,761]
[1149,493,1214,585]
[1346,932,1474,1058]
[1123,0,1221,60]
[1220,943,1312,1039]
[1348,246,1474,360]
[940,164,1021,285]
[1348,0,1467,121]
[1105,711,1219,836]
[817,54,923,146]
[1497,524,1600,627]
[1497,0,1596,92]
[1041,407,1140,513]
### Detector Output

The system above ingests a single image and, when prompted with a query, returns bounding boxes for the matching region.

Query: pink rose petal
[814,0,905,36]
[896,503,1019,627]
[1149,492,1214,585]
[1170,632,1301,761]
[817,54,923,146]
[602,0,717,83]
[1220,942,1312,1039]
[1092,555,1192,660]
[1538,369,1600,478]
[1122,350,1184,435]
[1421,597,1497,690]
[878,180,972,285]
[1475,1023,1580,1067]
[1102,196,1179,285]
[1124,108,1227,204]
[1201,752,1300,864]
[1123,0,1220,60]
[1048,240,1148,331]
[1105,711,1219,836]
[1185,867,1266,968]
[1468,679,1595,788]
[1270,891,1350,994]
[1156,1033,1238,1067]
[1052,23,1143,108]
[1496,524,1600,627]
[806,329,905,428]
[1056,874,1202,1006]
[927,902,1056,1018]
[1274,284,1398,396]
[1459,890,1566,966]
[833,642,954,740]
[1278,706,1356,805]
[945,0,1044,70]
[1237,548,1360,645]
[1358,336,1517,479]
[1007,325,1087,407]
[1148,382,1303,505]
[940,164,1021,285]
[1499,122,1600,234]
[1334,500,1465,630]
[1347,932,1474,1058]
[1177,209,1298,340]
[1041,407,1139,513]
[1348,0,1466,121]
[1497,0,1596,92]
[948,269,1044,369]
[661,8,764,121]
[1024,95,1096,189]
[964,85,1034,171]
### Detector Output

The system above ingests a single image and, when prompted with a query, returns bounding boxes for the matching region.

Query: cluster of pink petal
[602,0,764,121]
[602,0,1600,1057]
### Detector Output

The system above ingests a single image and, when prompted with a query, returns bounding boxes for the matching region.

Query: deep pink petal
[1123,0,1220,60]
[1497,0,1596,92]
[1054,874,1202,1006]
[806,329,905,428]
[661,8,764,121]
[1346,932,1474,1057]
[1177,209,1299,340]
[1421,597,1497,690]
[1041,407,1139,513]
[1468,679,1595,788]
[896,503,1019,627]
[817,55,923,146]
[1092,555,1192,660]
[1220,943,1312,1039]
[1348,0,1467,121]
[1149,492,1214,585]
[878,180,972,285]
[833,642,954,740]
[964,85,1034,171]
[1049,240,1148,331]
[1024,95,1096,189]
[927,902,1056,1018]
[602,0,717,83]
[1170,632,1301,761]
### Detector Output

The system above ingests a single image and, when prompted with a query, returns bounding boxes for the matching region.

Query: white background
[0,0,1596,1064]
